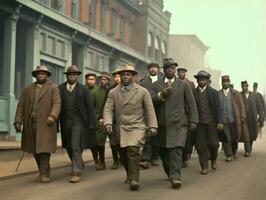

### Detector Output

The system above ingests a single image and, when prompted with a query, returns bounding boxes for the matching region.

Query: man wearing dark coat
[240,81,264,157]
[177,66,196,168]
[58,65,96,183]
[218,76,247,161]
[14,65,61,183]
[253,82,266,120]
[193,70,224,175]
[139,62,164,169]
[150,58,198,189]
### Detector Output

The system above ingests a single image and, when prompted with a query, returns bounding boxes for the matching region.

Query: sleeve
[84,86,96,128]
[143,90,158,128]
[49,86,61,120]
[184,82,199,124]
[14,89,26,125]
[103,91,115,126]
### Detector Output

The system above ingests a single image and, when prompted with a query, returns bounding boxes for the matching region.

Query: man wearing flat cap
[14,65,61,183]
[193,70,224,175]
[139,62,164,169]
[104,64,157,191]
[150,58,198,189]
[177,66,196,168]
[240,81,264,157]
[218,76,247,161]
[58,65,96,183]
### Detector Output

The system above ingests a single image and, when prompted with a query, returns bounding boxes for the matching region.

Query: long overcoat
[218,89,249,142]
[150,77,198,148]
[14,80,61,153]
[58,82,96,150]
[240,91,264,141]
[103,83,158,148]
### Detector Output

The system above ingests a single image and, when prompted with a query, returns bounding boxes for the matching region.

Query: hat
[111,68,122,76]
[147,62,159,68]
[177,67,187,72]
[119,64,138,75]
[64,65,82,75]
[221,75,230,81]
[161,58,178,68]
[241,80,248,85]
[253,82,258,87]
[85,72,97,79]
[99,72,112,80]
[194,70,210,79]
[32,65,51,77]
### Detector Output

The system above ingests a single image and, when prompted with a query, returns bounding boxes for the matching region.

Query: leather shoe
[170,178,181,189]
[129,180,139,190]
[140,161,150,169]
[244,152,250,157]
[225,156,232,162]
[40,176,50,183]
[69,175,80,183]
[111,162,119,170]
[211,160,217,170]
[150,159,160,166]
[96,161,106,170]
[201,169,208,175]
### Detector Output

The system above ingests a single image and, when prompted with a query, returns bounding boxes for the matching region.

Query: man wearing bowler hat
[58,65,96,183]
[193,70,224,175]
[104,64,157,190]
[139,62,164,169]
[150,58,198,189]
[14,65,61,183]
[218,76,247,161]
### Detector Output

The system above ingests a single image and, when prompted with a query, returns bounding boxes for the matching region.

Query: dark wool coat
[150,77,198,148]
[14,80,61,153]
[59,82,96,150]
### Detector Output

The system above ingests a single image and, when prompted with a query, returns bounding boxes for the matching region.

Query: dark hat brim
[161,62,178,68]
[32,70,51,77]
[194,75,209,79]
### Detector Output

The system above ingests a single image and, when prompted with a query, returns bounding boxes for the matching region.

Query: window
[147,32,153,57]
[41,60,64,85]
[39,0,49,5]
[89,0,96,28]
[110,9,116,36]
[155,37,160,62]
[56,40,65,59]
[47,36,56,55]
[128,21,134,45]
[40,32,46,51]
[71,0,79,19]
[100,0,106,33]
[50,0,64,13]
[161,41,166,55]
[120,15,125,41]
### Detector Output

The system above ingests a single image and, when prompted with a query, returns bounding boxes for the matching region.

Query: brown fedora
[85,72,97,79]
[32,65,51,77]
[99,72,112,80]
[119,64,138,75]
[111,68,122,76]
[194,70,210,79]
[64,65,82,75]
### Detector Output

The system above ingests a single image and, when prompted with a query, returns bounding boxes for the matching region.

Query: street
[1,132,266,200]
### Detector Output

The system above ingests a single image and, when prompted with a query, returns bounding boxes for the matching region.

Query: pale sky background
[164,0,266,92]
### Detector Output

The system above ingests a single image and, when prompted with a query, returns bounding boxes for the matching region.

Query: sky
[164,0,266,92]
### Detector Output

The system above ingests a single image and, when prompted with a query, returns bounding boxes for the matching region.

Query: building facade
[0,0,171,139]
[168,34,221,89]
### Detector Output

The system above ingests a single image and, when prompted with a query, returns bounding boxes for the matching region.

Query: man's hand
[160,87,172,98]
[105,124,113,134]
[217,123,224,131]
[46,116,56,126]
[259,121,264,128]
[189,122,197,132]
[14,123,22,132]
[147,128,157,137]
[98,119,104,126]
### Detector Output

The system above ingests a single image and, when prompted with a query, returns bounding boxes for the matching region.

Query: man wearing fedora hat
[177,66,196,168]
[240,81,264,157]
[150,58,198,189]
[218,76,247,161]
[139,62,164,169]
[14,65,61,183]
[104,64,157,191]
[193,70,224,175]
[58,65,96,183]
[98,68,122,170]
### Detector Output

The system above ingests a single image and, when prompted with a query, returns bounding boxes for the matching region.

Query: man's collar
[199,85,207,92]
[164,77,175,83]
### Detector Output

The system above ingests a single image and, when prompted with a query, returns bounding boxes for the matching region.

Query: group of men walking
[14,58,265,191]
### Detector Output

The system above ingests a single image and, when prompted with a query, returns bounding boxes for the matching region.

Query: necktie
[167,80,172,87]
[69,84,73,92]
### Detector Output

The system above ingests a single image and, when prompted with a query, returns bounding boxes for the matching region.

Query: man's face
[164,65,176,79]
[100,77,109,88]
[121,71,133,86]
[177,69,186,80]
[149,66,159,76]
[86,75,96,88]
[197,78,207,88]
[113,74,121,85]
[66,73,78,85]
[242,83,249,93]
[253,86,257,92]
[222,80,230,89]
[36,71,48,84]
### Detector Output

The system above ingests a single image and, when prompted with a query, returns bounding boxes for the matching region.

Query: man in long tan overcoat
[14,65,61,183]
[103,64,157,191]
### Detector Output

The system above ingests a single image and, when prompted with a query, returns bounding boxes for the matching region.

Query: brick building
[0,0,171,139]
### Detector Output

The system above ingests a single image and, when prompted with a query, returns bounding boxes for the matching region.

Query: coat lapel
[123,83,138,105]
[38,81,50,101]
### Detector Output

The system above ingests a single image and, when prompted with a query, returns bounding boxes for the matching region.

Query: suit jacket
[103,82,157,148]
[14,80,61,153]
[140,72,164,91]
[150,77,198,148]
[58,82,96,150]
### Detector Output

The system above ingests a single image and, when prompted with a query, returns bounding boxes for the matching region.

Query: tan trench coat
[14,80,61,153]
[103,83,158,148]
